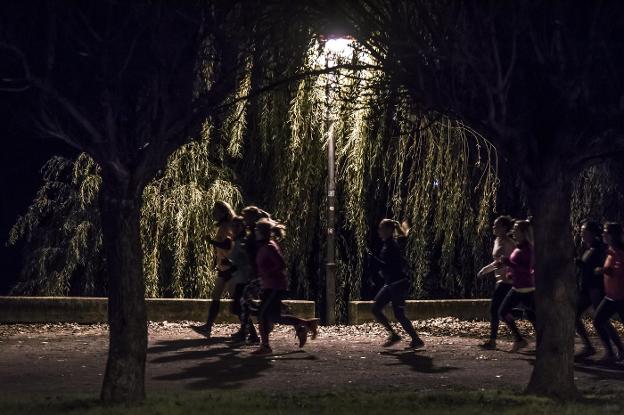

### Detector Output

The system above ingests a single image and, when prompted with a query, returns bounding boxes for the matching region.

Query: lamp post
[321,37,352,325]
[326,123,337,324]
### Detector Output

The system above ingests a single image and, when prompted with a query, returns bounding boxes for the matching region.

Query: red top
[503,241,535,290]
[604,248,624,300]
[256,240,288,290]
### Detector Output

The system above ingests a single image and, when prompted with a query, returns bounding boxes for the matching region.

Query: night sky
[0,99,75,294]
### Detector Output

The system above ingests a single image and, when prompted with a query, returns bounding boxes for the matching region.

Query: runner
[368,219,424,349]
[593,222,624,363]
[252,218,318,355]
[477,215,516,350]
[194,201,235,337]
[575,221,610,358]
[228,216,260,343]
[497,219,536,352]
[237,206,272,344]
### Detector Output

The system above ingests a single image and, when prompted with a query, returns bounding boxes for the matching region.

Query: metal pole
[326,123,336,325]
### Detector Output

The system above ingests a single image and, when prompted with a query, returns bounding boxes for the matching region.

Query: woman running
[497,219,536,352]
[477,215,516,350]
[195,201,235,337]
[228,216,260,343]
[593,222,624,363]
[252,218,318,355]
[237,206,272,343]
[575,221,609,358]
[368,219,424,349]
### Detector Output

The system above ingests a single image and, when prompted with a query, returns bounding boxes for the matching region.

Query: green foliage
[10,133,241,297]
[571,160,624,228]
[10,38,498,309]
[9,154,103,295]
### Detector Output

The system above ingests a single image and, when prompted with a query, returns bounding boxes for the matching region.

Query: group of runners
[195,200,624,360]
[478,216,624,362]
[194,202,318,355]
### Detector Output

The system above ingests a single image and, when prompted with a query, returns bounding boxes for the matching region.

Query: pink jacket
[255,240,288,291]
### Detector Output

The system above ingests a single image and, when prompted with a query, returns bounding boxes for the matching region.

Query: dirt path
[1,322,623,399]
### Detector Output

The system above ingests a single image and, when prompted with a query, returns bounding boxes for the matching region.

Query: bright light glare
[324,38,354,59]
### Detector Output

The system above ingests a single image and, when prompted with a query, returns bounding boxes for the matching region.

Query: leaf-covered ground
[0,319,623,410]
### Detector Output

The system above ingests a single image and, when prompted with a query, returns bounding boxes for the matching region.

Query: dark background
[0,99,74,294]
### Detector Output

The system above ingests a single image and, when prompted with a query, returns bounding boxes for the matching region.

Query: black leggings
[593,297,624,356]
[372,281,420,340]
[489,283,512,340]
[498,290,536,342]
[576,288,615,348]
[258,289,306,345]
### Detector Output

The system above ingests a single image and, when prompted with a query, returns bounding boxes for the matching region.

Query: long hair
[515,218,534,246]
[379,219,408,238]
[242,205,271,227]
[495,215,514,233]
[581,220,603,242]
[213,200,236,224]
[255,218,286,241]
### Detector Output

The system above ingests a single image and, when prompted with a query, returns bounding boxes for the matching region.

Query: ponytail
[255,218,286,241]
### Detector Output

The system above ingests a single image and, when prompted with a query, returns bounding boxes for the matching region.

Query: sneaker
[409,337,425,350]
[479,339,497,350]
[230,330,246,343]
[192,323,212,338]
[575,346,596,359]
[383,333,402,347]
[296,325,308,348]
[308,318,320,340]
[251,344,273,355]
[510,339,528,353]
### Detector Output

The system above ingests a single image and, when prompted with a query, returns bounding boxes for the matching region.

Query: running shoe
[382,333,402,347]
[510,339,528,352]
[409,337,425,350]
[296,325,308,348]
[251,344,273,355]
[192,323,212,338]
[230,330,246,343]
[308,318,320,340]
[479,339,497,350]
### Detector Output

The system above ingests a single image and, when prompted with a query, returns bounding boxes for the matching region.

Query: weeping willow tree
[571,160,624,227]
[9,131,241,298]
[231,38,500,320]
[10,34,499,322]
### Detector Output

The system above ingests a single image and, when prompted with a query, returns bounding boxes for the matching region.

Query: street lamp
[321,37,353,325]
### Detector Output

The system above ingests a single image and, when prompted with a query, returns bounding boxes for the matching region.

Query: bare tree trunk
[526,170,578,399]
[99,174,147,404]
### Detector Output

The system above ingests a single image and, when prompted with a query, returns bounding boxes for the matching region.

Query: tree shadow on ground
[381,350,460,374]
[148,338,316,390]
[147,337,230,354]
[520,357,624,382]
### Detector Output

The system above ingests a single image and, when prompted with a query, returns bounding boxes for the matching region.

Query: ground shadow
[520,357,624,382]
[380,350,460,374]
[147,337,230,354]
[148,338,317,390]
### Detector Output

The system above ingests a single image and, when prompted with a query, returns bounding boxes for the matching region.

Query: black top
[370,238,408,285]
[577,239,607,292]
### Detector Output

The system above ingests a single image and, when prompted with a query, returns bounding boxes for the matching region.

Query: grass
[1,389,622,415]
